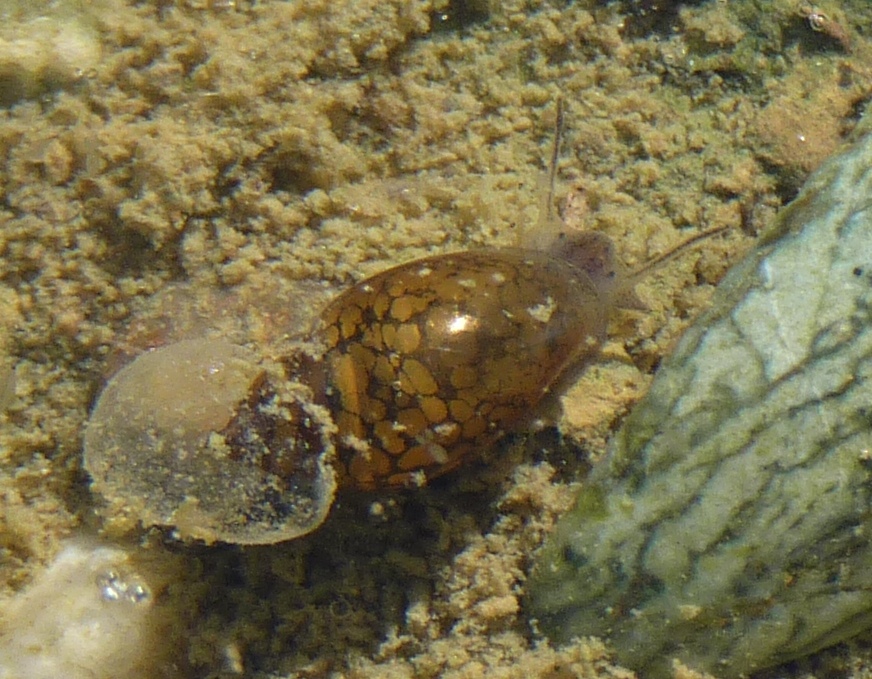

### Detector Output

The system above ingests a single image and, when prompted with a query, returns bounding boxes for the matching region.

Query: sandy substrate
[1,0,872,677]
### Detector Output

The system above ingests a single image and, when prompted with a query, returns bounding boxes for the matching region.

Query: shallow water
[1,0,871,677]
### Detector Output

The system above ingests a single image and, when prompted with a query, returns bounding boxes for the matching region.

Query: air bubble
[96,570,151,605]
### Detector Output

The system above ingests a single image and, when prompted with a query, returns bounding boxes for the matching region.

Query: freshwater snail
[311,221,729,491]
[83,221,723,543]
[84,101,727,541]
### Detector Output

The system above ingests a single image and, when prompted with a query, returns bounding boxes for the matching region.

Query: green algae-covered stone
[526,132,872,678]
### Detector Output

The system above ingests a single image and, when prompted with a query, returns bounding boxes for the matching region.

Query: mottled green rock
[526,131,872,677]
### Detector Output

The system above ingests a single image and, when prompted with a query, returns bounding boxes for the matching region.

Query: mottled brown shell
[315,248,608,490]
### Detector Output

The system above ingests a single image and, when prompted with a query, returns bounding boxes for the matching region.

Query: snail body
[83,338,337,545]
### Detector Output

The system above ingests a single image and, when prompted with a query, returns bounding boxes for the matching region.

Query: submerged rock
[526,130,872,677]
[0,540,181,679]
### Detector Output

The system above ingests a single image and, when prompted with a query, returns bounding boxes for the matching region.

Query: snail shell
[313,247,609,490]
